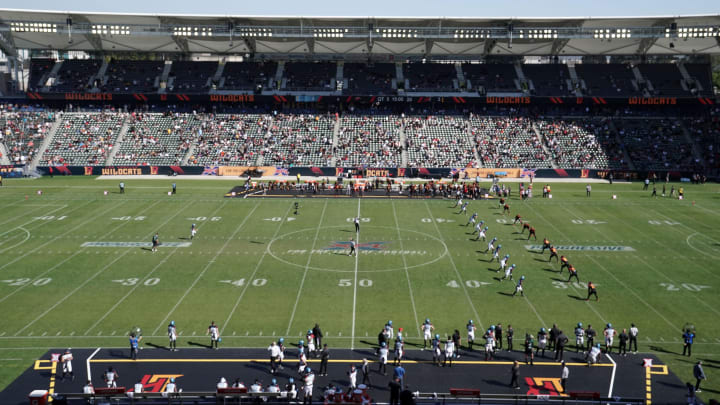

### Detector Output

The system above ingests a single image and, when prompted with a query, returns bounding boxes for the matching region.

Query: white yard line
[0,204,62,230]
[351,199,360,350]
[523,296,547,327]
[423,201,484,331]
[151,201,255,335]
[86,347,100,382]
[285,200,328,335]
[221,203,295,334]
[391,200,421,338]
[0,227,31,254]
[606,353,617,398]
[0,204,68,239]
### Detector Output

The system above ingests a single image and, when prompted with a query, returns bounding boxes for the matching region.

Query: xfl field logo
[128,374,184,392]
[525,377,567,396]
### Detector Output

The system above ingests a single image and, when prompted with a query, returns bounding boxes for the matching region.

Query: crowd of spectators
[0,106,55,165]
[405,115,475,168]
[614,118,696,171]
[537,118,624,169]
[44,112,124,166]
[471,116,550,168]
[191,114,272,166]
[262,113,335,166]
[336,116,403,167]
[114,112,198,165]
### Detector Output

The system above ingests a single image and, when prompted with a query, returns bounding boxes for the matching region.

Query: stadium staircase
[159,61,172,94]
[607,119,636,171]
[676,62,704,93]
[468,121,482,165]
[90,59,110,92]
[455,63,466,90]
[395,63,404,92]
[105,116,131,165]
[330,116,340,166]
[40,61,64,92]
[275,62,285,90]
[679,120,706,167]
[28,114,61,170]
[513,62,530,94]
[532,122,559,169]
[567,64,584,97]
[335,62,344,91]
[212,61,226,90]
[400,120,408,167]
[0,143,11,165]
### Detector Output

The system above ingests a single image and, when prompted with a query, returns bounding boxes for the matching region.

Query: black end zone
[0,348,688,404]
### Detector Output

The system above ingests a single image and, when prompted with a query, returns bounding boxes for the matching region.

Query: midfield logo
[128,374,184,393]
[326,241,388,251]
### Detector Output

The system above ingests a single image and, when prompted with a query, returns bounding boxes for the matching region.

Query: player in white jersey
[420,319,435,350]
[492,244,502,262]
[466,213,478,227]
[443,337,455,367]
[191,224,197,240]
[574,323,585,353]
[512,276,525,297]
[306,330,316,355]
[502,264,516,282]
[471,220,484,234]
[298,341,308,374]
[484,329,496,360]
[61,348,74,380]
[467,320,477,350]
[604,323,616,353]
[207,321,220,349]
[378,342,388,375]
[104,367,119,388]
[454,197,463,208]
[432,334,442,366]
[302,368,315,405]
[498,254,509,273]
[384,320,394,340]
[587,343,602,365]
[168,321,177,351]
[486,237,497,252]
[459,202,469,215]
[476,226,488,241]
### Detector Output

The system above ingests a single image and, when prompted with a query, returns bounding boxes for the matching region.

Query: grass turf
[0,176,718,400]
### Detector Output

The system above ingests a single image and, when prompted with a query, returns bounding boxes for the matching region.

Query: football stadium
[0,5,719,405]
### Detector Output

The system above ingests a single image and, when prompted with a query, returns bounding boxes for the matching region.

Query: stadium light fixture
[10,22,58,33]
[525,29,557,39]
[453,29,486,39]
[173,26,213,37]
[313,28,348,38]
[91,25,130,35]
[238,27,273,38]
[675,26,720,38]
[376,28,418,39]
[593,28,631,39]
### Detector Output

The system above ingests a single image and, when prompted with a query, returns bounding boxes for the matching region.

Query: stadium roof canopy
[1,8,719,58]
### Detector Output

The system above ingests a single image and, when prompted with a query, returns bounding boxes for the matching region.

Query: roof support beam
[0,31,18,57]
[550,38,569,55]
[482,39,496,56]
[84,33,103,51]
[636,36,657,56]
[172,36,189,53]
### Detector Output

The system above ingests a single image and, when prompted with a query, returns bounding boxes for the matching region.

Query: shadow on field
[107,349,129,358]
[487,267,498,272]
[551,278,566,282]
[533,258,547,263]
[187,341,213,349]
[567,294,585,301]
[516,237,529,241]
[543,268,558,272]
[340,230,353,233]
[482,379,508,388]
[505,224,514,226]
[141,247,152,252]
[250,241,264,244]
[178,237,189,240]
[649,345,675,354]
[145,342,167,350]
[493,277,503,282]
[497,292,514,297]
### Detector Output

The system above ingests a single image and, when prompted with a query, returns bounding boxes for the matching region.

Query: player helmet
[491,325,495,330]
[170,321,175,326]
[485,226,489,230]
[381,342,386,347]
[272,378,277,385]
[66,348,71,353]
[597,343,601,348]
[170,378,175,383]
[308,329,313,334]
[288,378,294,384]
[299,340,304,346]
[435,334,440,339]
[498,244,502,248]
[279,337,284,343]
[399,327,403,332]
[193,223,196,227]
[577,322,582,328]
[469,320,473,324]
[388,320,393,326]
[306,367,311,373]
[607,323,612,328]
[521,275,525,280]
[505,254,509,258]
[541,328,546,333]
[512,264,516,267]
[426,318,430,323]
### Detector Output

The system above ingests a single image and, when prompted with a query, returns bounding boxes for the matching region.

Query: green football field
[0,177,718,399]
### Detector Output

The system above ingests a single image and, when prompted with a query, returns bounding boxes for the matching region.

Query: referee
[348,238,357,257]
[354,217,360,233]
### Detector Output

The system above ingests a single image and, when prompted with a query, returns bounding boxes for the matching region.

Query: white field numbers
[659,283,710,292]
[0,278,52,286]
[421,218,454,223]
[34,216,67,221]
[552,281,589,289]
[648,220,680,225]
[220,279,267,287]
[570,219,606,225]
[347,218,371,222]
[112,278,160,286]
[339,279,373,287]
[447,280,490,288]
[264,217,295,222]
[188,217,222,221]
[111,216,146,221]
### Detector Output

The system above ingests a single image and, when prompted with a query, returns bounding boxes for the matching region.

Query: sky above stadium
[9,0,720,17]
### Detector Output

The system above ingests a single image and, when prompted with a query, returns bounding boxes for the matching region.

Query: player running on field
[502,264,516,282]
[586,281,599,301]
[521,222,531,234]
[466,212,478,227]
[503,203,510,215]
[476,226,489,241]
[574,323,585,353]
[191,224,197,240]
[548,246,559,262]
[512,276,525,297]
[541,238,551,253]
[567,265,579,283]
[467,320,477,350]
[152,232,159,252]
[421,319,435,350]
[560,255,570,272]
[454,197,463,208]
[498,254,510,273]
[513,214,522,225]
[527,227,537,241]
[492,244,502,262]
[471,220,485,234]
[486,237,497,252]
[458,201,469,215]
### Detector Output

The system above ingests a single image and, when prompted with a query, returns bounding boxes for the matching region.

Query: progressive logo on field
[524,245,635,252]
[326,241,388,251]
[81,242,192,248]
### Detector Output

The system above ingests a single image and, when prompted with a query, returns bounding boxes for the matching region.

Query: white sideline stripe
[83,201,196,335]
[351,199,360,350]
[86,347,100,382]
[222,202,295,333]
[0,200,126,304]
[523,204,609,325]
[151,200,253,335]
[423,201,484,331]
[285,200,328,335]
[606,353,617,398]
[391,201,421,338]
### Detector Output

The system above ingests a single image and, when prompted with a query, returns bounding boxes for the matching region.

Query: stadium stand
[462,63,518,93]
[522,64,574,96]
[43,112,124,166]
[343,63,396,94]
[221,61,278,91]
[574,64,639,97]
[336,115,403,167]
[403,63,457,92]
[405,115,475,168]
[190,113,272,166]
[115,112,198,165]
[50,59,102,92]
[27,58,55,92]
[684,111,720,174]
[103,59,163,93]
[536,118,623,169]
[471,116,551,168]
[638,63,688,96]
[614,118,696,171]
[683,63,714,96]
[263,113,335,166]
[168,61,217,93]
[283,62,337,91]
[0,108,55,165]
